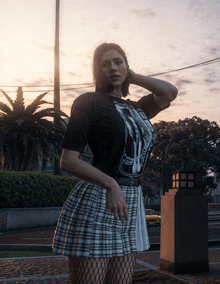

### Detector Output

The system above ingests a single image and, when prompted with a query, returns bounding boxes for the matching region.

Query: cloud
[68,71,79,78]
[130,75,193,99]
[204,45,220,57]
[202,67,219,88]
[32,42,67,57]
[110,22,120,30]
[162,73,178,81]
[26,78,53,86]
[62,86,94,98]
[202,87,220,96]
[204,78,218,84]
[175,79,194,89]
[130,9,156,18]
[177,91,187,96]
[209,87,220,93]
[129,86,150,101]
[61,87,96,113]
[133,88,146,94]
[14,79,24,84]
[188,0,220,21]
[170,101,191,106]
[204,69,217,78]
[167,44,177,51]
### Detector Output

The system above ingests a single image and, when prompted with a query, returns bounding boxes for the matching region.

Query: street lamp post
[53,0,61,175]
[160,170,209,274]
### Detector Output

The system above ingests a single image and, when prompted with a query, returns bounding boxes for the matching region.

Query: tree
[143,116,220,195]
[0,87,68,171]
[141,182,154,198]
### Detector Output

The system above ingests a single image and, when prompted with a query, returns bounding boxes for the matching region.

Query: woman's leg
[104,252,138,284]
[68,255,109,284]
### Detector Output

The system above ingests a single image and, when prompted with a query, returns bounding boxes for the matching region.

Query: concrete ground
[0,224,220,283]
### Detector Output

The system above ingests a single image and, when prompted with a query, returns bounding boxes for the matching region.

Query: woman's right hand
[106,184,129,223]
[60,150,129,223]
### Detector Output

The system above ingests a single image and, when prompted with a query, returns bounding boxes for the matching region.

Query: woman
[52,43,178,284]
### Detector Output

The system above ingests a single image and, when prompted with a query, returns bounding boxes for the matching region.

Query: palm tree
[0,87,68,171]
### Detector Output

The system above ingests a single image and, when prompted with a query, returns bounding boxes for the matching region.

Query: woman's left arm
[129,69,178,108]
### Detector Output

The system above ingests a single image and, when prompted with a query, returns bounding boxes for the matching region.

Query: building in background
[212,172,220,203]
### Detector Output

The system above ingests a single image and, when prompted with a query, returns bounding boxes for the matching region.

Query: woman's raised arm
[128,69,178,109]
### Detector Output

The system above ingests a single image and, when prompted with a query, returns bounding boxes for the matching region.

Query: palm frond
[32,108,68,122]
[25,98,52,115]
[14,87,25,112]
[30,108,56,120]
[38,100,53,105]
[0,89,14,107]
[0,87,68,172]
[0,102,12,115]
[25,91,50,113]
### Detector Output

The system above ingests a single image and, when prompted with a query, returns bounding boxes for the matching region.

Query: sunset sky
[1,0,220,125]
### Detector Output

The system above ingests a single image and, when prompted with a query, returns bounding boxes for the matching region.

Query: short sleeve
[62,94,93,152]
[137,93,170,119]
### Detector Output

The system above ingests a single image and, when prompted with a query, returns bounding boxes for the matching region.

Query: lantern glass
[188,173,195,180]
[180,180,187,187]
[188,181,194,188]
[180,173,187,180]
[172,171,196,189]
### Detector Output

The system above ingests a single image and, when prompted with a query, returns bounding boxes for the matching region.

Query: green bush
[0,171,80,208]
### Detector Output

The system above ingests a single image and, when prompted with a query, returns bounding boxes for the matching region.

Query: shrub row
[0,171,80,208]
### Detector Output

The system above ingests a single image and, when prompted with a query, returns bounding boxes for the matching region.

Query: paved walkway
[0,249,220,283]
[0,226,220,283]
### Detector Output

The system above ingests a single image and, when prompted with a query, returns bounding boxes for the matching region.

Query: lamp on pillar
[172,170,195,189]
[160,169,209,274]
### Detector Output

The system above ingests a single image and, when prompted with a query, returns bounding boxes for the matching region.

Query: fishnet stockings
[104,252,138,284]
[68,252,138,284]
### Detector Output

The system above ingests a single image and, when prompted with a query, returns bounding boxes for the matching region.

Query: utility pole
[53,0,61,175]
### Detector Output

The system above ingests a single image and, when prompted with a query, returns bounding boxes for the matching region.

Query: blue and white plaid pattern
[52,181,139,258]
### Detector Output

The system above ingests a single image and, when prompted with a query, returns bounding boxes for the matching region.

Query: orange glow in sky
[1,0,220,125]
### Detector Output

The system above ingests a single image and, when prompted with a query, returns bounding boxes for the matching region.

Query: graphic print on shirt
[114,101,156,177]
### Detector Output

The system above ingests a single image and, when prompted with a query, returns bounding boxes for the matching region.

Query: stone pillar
[160,188,209,274]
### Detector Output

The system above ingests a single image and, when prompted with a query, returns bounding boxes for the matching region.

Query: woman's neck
[109,90,123,98]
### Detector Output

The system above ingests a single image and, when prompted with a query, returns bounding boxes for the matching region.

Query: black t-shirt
[62,92,169,178]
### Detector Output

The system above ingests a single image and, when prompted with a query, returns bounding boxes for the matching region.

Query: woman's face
[100,49,128,92]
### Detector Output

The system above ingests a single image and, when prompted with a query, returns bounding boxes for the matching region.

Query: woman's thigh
[68,255,109,284]
[104,252,138,284]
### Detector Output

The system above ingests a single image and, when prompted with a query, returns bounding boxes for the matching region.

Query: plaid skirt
[52,181,149,258]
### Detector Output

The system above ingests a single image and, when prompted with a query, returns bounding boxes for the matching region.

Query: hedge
[0,171,80,208]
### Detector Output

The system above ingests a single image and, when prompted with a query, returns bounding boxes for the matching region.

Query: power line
[62,86,94,91]
[0,83,93,88]
[0,56,220,91]
[149,57,220,77]
[0,85,94,93]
